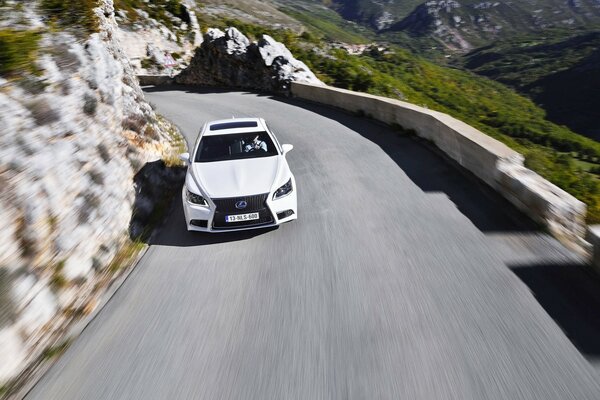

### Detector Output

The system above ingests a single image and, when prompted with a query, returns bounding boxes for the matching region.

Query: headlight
[273,178,293,200]
[186,189,208,206]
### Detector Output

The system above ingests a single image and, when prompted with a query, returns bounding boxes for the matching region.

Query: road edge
[8,243,151,400]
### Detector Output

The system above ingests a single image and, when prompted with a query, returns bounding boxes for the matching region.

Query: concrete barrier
[291,82,589,254]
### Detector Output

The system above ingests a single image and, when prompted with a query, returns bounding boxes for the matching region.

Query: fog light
[277,210,295,219]
[190,219,208,228]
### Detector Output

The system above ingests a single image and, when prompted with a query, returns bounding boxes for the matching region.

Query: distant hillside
[327,0,600,51]
[193,0,303,30]
[390,0,600,51]
[329,0,422,30]
[462,30,600,140]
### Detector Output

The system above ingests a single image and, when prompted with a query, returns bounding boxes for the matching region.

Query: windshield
[194,132,278,162]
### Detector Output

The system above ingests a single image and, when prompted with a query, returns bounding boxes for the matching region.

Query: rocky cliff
[176,27,323,93]
[0,0,184,388]
[114,0,202,75]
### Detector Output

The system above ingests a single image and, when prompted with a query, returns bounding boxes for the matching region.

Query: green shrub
[39,0,99,35]
[0,29,41,76]
[114,0,189,30]
[141,57,162,71]
[50,260,67,291]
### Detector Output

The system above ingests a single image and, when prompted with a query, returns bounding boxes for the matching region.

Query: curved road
[27,87,600,399]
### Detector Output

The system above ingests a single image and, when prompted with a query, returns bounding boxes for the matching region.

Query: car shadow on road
[148,190,278,247]
[142,84,261,96]
[509,261,600,361]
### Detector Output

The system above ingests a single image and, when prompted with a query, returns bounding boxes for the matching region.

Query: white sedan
[179,118,297,232]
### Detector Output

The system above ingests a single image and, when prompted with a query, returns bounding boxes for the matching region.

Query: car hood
[192,156,281,198]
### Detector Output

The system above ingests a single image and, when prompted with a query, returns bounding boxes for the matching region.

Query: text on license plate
[225,213,259,223]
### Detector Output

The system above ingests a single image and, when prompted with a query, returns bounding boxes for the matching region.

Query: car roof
[203,118,267,136]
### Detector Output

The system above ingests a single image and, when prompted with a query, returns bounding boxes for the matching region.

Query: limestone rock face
[176,27,323,93]
[115,0,202,74]
[0,0,184,385]
[224,27,251,55]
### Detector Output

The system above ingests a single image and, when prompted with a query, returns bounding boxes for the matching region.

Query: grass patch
[281,7,371,44]
[574,158,600,174]
[41,339,72,360]
[141,57,162,71]
[114,0,190,31]
[0,28,41,76]
[50,260,67,291]
[107,240,146,273]
[39,0,99,35]
[158,115,187,168]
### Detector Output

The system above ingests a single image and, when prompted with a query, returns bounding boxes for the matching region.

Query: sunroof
[210,121,258,131]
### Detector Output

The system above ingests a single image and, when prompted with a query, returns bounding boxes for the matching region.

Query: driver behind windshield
[244,135,267,153]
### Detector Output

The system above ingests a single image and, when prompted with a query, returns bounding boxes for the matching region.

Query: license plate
[225,212,259,223]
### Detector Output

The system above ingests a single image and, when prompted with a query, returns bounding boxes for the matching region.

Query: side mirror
[281,144,293,155]
[179,152,190,164]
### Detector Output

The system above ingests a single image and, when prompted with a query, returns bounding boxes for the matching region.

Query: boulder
[176,27,323,93]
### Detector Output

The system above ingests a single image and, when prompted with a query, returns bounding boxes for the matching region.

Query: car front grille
[212,193,274,229]
[212,193,269,213]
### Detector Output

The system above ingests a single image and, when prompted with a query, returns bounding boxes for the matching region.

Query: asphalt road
[27,87,600,399]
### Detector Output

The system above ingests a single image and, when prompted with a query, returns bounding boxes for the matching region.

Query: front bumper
[182,186,297,233]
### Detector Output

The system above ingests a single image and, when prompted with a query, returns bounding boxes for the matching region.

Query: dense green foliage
[461,30,600,140]
[0,29,41,76]
[281,7,371,44]
[463,30,600,87]
[39,0,99,34]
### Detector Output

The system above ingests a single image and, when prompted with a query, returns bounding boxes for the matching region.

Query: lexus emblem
[235,200,248,209]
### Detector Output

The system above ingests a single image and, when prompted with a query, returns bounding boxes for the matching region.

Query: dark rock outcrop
[175,27,322,93]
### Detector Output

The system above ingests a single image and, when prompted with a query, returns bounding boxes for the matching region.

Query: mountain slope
[390,0,600,51]
[324,0,600,52]
[462,30,600,139]
[329,0,422,30]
